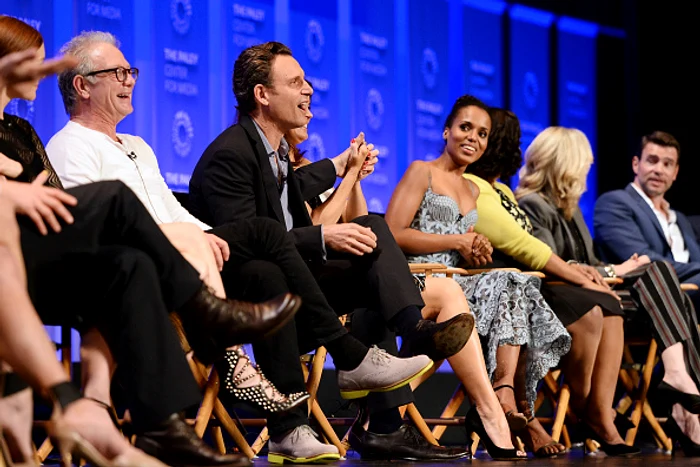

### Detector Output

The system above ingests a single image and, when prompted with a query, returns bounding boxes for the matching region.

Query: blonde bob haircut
[515,126,594,219]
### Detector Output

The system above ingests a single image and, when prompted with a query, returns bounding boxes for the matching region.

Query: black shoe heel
[464,405,527,460]
[665,415,700,457]
[614,412,636,433]
[657,381,700,414]
[579,421,641,457]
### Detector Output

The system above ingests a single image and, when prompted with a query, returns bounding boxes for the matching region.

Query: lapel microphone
[127,151,137,160]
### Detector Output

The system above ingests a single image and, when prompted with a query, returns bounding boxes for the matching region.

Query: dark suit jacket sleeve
[288,226,325,262]
[518,195,559,253]
[201,146,326,261]
[201,147,259,226]
[295,159,336,201]
[594,191,673,264]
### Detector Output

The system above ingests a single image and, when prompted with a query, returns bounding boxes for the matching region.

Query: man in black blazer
[189,42,471,462]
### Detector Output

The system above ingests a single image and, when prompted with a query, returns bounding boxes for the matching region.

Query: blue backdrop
[2,0,602,366]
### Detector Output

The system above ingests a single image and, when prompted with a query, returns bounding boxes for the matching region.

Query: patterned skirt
[416,270,571,410]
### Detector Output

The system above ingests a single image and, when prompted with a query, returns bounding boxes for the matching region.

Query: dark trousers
[19,181,202,429]
[217,215,422,434]
[315,215,424,321]
[211,218,348,435]
[316,215,424,412]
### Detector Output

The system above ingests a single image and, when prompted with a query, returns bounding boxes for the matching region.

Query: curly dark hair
[233,41,292,116]
[466,107,522,180]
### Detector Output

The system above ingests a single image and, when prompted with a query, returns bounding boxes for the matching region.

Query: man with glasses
[46,31,437,465]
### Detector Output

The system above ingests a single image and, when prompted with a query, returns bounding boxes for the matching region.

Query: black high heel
[614,412,636,435]
[579,421,641,457]
[665,414,700,457]
[464,405,527,460]
[216,348,309,413]
[492,385,528,431]
[657,381,700,414]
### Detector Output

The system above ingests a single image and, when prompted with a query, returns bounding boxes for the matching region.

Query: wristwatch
[603,264,617,278]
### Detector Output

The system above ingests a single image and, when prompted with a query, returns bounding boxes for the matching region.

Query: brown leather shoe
[134,413,251,467]
[177,285,301,364]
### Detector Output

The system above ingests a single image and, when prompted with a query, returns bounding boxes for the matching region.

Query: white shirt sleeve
[46,133,102,189]
[133,137,211,230]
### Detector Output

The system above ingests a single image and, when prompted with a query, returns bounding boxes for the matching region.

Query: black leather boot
[134,413,251,467]
[360,424,471,461]
[399,313,475,361]
[177,284,301,364]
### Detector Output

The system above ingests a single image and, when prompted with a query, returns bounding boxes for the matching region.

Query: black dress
[0,113,62,188]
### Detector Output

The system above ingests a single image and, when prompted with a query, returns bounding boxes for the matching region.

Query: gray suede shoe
[268,425,340,464]
[337,346,433,399]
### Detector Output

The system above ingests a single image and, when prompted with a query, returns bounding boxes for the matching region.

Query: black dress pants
[18,181,202,429]
[315,215,424,321]
[211,218,348,435]
[315,215,424,412]
[215,215,422,433]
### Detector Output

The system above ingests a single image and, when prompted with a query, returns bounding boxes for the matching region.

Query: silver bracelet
[603,265,617,278]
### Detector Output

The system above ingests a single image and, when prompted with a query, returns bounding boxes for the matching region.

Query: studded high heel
[216,348,309,413]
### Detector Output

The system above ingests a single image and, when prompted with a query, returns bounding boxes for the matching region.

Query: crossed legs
[421,276,517,451]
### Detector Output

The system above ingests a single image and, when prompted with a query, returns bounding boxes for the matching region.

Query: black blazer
[189,115,337,263]
[518,192,604,268]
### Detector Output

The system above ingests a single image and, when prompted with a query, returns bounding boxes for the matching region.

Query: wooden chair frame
[250,316,349,458]
[169,314,256,459]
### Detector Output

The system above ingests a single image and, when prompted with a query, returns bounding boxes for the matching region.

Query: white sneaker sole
[267,451,341,464]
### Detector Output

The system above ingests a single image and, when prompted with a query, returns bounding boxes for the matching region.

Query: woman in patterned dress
[286,107,526,460]
[384,94,573,456]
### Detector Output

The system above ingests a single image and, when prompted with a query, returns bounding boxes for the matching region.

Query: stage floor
[38,446,695,466]
[248,447,689,466]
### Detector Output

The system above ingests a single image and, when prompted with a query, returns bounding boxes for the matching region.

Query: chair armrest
[681,283,699,292]
[445,267,522,277]
[604,277,624,285]
[408,263,448,275]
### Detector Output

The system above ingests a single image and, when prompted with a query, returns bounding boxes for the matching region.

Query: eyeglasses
[85,67,139,83]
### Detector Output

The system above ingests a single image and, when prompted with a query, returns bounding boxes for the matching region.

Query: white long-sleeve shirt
[630,182,689,263]
[46,120,210,230]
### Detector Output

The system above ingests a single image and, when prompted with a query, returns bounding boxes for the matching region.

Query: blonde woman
[464,110,639,457]
[517,126,700,457]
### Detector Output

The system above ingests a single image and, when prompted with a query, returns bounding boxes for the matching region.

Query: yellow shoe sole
[267,452,341,464]
[339,359,434,399]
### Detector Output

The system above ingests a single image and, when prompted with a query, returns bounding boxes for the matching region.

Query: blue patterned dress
[407,185,571,409]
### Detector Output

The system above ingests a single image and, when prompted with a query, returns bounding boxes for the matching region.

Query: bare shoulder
[401,160,431,186]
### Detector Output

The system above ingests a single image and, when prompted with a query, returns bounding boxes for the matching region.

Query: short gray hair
[58,31,120,115]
